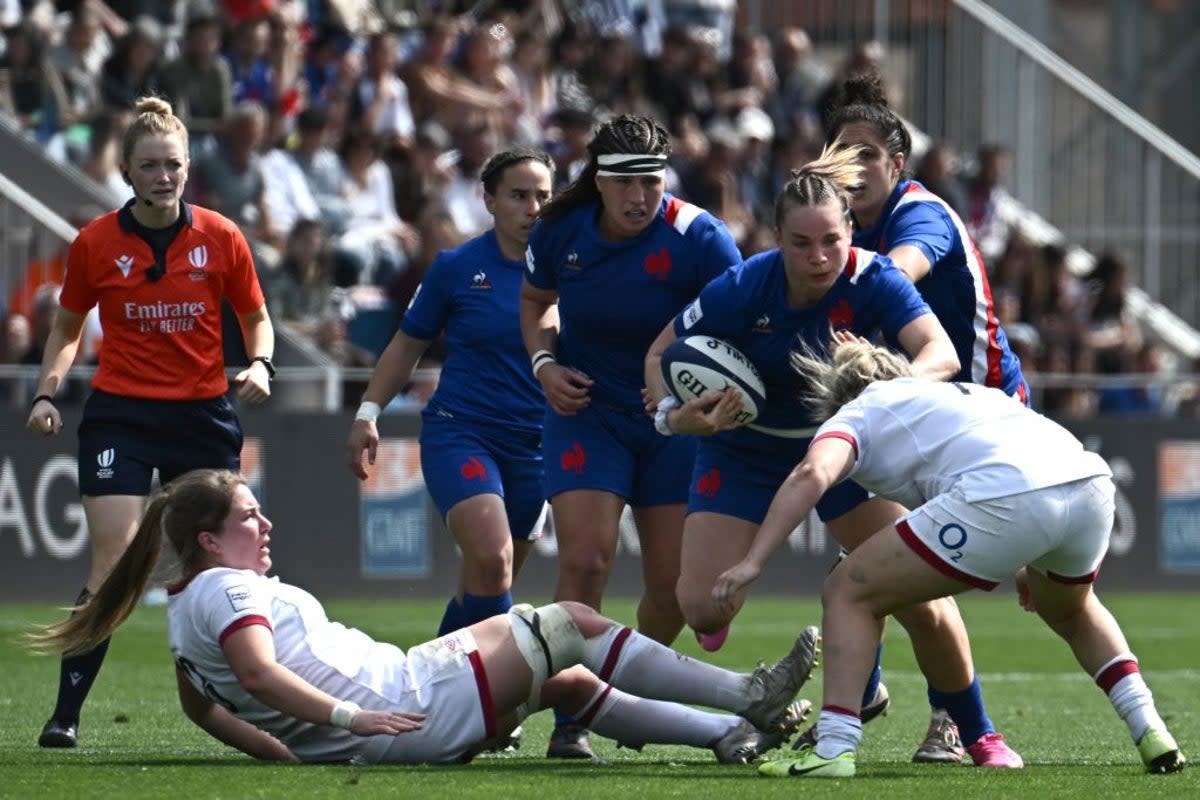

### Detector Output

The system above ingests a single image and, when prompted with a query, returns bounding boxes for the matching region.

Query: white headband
[596,153,668,177]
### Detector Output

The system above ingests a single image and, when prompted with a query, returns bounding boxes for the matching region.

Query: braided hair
[773,140,867,228]
[538,114,671,221]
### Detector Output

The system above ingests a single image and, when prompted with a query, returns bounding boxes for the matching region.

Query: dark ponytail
[824,69,912,172]
[28,469,244,656]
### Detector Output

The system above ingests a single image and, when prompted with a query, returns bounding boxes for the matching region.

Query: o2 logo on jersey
[938,523,967,562]
[187,245,210,281]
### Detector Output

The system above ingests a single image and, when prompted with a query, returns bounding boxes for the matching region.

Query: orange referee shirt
[59,202,265,400]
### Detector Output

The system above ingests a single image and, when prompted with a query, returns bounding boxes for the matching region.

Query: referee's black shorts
[77,389,243,496]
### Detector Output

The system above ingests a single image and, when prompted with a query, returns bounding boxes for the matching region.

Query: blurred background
[1,0,1198,598]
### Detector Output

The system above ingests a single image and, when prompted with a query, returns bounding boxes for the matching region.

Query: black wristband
[31,394,53,408]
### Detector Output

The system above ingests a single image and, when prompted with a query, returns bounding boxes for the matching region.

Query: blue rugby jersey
[853,179,1025,396]
[674,247,932,440]
[525,194,742,412]
[400,230,544,432]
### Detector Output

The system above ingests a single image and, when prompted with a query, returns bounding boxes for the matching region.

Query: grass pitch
[1,593,1197,799]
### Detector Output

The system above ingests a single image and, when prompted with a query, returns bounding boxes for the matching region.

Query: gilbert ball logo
[96,448,115,480]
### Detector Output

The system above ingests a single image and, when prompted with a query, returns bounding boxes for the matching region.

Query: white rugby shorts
[896,476,1116,589]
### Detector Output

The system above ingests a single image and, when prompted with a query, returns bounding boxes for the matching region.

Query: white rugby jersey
[167,568,409,763]
[813,378,1111,508]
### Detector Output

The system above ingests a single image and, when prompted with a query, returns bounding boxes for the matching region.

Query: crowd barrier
[1,409,1197,601]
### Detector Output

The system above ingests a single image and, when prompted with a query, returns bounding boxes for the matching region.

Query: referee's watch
[251,356,276,379]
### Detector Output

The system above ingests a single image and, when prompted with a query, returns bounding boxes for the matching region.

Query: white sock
[577,684,737,748]
[582,626,748,711]
[813,707,862,760]
[1093,655,1164,742]
[1107,674,1164,742]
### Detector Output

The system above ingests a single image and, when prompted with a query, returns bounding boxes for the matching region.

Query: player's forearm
[35,311,86,397]
[518,295,559,356]
[238,306,276,362]
[192,702,297,761]
[238,661,350,730]
[361,331,429,405]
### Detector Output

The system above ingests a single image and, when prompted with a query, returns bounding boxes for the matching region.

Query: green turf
[2,594,1196,799]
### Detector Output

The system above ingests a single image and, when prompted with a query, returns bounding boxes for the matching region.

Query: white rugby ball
[661,336,766,425]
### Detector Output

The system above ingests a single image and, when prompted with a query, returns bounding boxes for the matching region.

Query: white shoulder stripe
[847,247,878,284]
[670,201,704,235]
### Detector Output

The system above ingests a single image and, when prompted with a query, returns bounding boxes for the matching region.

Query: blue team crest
[753,314,773,334]
[470,270,493,290]
[564,251,581,270]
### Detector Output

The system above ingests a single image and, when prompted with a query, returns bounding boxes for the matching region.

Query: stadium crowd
[0,0,1193,416]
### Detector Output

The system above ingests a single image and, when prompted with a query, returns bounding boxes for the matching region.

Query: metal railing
[740,0,1200,328]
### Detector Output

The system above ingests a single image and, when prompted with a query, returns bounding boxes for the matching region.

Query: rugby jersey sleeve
[811,402,868,480]
[694,217,744,286]
[222,226,267,314]
[673,259,755,339]
[196,570,275,647]
[860,254,934,339]
[398,251,453,340]
[887,201,954,269]
[58,228,97,315]
[523,220,557,291]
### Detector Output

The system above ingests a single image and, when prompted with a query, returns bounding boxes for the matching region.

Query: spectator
[0,20,69,141]
[455,23,523,140]
[289,106,352,234]
[224,16,276,107]
[98,15,163,113]
[352,30,415,153]
[766,28,828,141]
[335,128,418,286]
[158,13,233,153]
[79,108,135,208]
[965,142,1017,269]
[547,21,594,116]
[587,28,646,119]
[815,39,886,129]
[546,105,594,190]
[402,17,506,134]
[913,141,968,218]
[1084,250,1143,376]
[264,218,335,334]
[733,106,775,223]
[441,120,499,239]
[49,5,110,129]
[510,28,554,132]
[190,100,281,273]
[390,119,454,223]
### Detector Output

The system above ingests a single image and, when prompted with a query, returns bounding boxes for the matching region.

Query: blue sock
[460,591,513,626]
[928,676,994,747]
[861,644,883,709]
[437,597,465,636]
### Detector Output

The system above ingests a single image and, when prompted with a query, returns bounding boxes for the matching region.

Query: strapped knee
[508,603,585,714]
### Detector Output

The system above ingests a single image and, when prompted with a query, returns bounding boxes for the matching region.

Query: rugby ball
[661,336,766,425]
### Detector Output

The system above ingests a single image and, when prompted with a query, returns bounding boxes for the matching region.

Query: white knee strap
[508,603,585,713]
